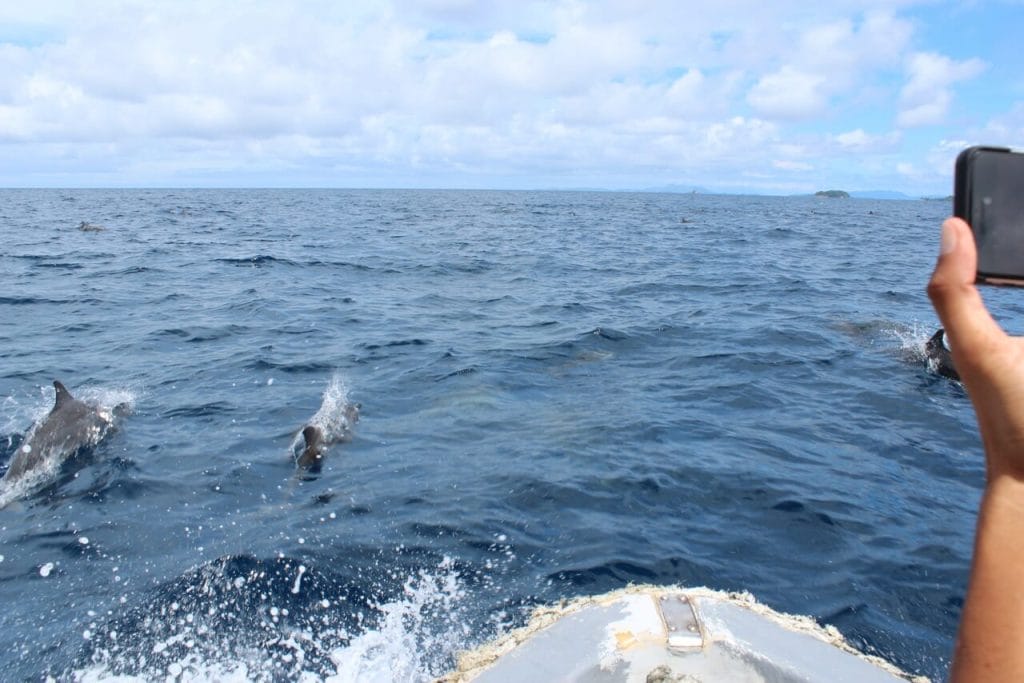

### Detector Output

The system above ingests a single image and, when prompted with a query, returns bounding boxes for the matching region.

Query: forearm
[951,476,1024,682]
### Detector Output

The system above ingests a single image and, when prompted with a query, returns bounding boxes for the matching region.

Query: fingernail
[940,220,957,256]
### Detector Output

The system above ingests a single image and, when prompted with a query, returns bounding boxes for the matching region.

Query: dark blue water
[0,189,1000,681]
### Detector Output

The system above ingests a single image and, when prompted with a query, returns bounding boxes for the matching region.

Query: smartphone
[954,145,1024,285]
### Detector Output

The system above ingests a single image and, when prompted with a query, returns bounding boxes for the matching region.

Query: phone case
[953,145,1021,285]
[954,146,1010,221]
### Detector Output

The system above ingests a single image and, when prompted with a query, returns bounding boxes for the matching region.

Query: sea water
[0,189,1003,681]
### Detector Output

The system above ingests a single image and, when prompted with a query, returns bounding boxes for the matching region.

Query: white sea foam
[73,656,252,683]
[888,321,933,363]
[327,557,470,683]
[71,558,482,683]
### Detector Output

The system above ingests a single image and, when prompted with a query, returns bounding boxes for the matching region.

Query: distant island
[577,186,933,200]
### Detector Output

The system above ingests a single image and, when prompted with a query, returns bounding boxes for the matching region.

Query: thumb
[927,217,1003,360]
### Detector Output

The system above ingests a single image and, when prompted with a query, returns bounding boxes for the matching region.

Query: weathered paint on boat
[443,586,929,683]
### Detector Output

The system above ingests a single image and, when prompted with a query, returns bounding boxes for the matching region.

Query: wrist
[982,475,1024,515]
[950,474,1024,681]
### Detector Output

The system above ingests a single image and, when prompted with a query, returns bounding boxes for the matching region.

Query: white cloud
[897,52,986,127]
[773,159,814,171]
[0,0,1008,195]
[836,129,871,149]
[747,67,828,120]
[833,128,901,151]
[745,11,913,120]
[897,161,916,176]
[666,69,706,112]
[975,103,1024,146]
[923,139,971,181]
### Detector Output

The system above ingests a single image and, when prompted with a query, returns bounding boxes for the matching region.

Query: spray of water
[327,557,471,682]
[888,321,933,364]
[289,374,359,459]
[71,556,488,683]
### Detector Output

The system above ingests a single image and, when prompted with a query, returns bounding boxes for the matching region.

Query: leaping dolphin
[925,328,959,381]
[2,381,121,485]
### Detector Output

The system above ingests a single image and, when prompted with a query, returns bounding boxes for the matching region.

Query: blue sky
[0,1,1021,195]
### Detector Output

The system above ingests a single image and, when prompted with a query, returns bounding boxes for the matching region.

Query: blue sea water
[0,189,1004,681]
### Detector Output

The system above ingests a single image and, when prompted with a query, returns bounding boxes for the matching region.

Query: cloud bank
[0,0,1015,194]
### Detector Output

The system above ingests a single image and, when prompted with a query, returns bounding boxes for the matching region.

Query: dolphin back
[2,381,115,484]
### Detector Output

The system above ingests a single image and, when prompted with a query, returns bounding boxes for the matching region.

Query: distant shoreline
[0,186,949,200]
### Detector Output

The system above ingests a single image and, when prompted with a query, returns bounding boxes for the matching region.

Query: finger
[927,217,1004,352]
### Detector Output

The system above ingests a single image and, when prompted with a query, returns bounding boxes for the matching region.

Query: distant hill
[600,186,927,199]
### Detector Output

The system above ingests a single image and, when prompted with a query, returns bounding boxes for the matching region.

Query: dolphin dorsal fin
[302,425,320,447]
[53,381,73,409]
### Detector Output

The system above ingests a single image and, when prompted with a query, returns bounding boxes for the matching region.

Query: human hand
[927,217,1024,482]
[931,216,1024,682]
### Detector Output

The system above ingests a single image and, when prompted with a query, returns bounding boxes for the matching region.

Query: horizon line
[0,186,946,200]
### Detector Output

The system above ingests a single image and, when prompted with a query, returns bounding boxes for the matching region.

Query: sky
[0,1,1021,195]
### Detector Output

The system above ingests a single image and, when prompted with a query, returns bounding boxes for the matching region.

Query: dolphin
[293,403,360,473]
[78,221,105,232]
[925,328,959,381]
[2,381,119,485]
[296,425,326,472]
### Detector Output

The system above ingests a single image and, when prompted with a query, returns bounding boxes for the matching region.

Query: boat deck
[444,586,927,683]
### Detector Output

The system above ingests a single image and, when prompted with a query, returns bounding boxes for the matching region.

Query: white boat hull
[444,586,927,682]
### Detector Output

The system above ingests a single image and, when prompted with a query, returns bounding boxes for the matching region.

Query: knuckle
[927,275,967,302]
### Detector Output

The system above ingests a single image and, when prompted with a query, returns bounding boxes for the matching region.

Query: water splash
[289,374,359,458]
[70,556,484,683]
[2,382,137,432]
[887,321,933,363]
[327,557,471,682]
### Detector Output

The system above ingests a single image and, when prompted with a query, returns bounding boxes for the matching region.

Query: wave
[0,296,69,305]
[247,359,338,374]
[361,338,430,351]
[435,367,477,381]
[151,325,250,343]
[214,255,298,267]
[33,262,84,270]
[74,554,368,681]
[162,402,236,419]
[72,555,489,683]
[305,260,375,272]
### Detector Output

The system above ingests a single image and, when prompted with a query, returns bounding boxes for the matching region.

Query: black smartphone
[954,145,1024,285]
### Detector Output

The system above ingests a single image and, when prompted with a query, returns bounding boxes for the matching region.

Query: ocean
[0,188,999,681]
